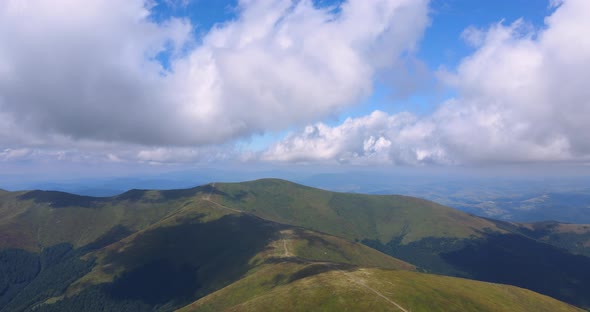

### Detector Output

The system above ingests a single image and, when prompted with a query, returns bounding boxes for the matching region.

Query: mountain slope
[212,179,502,244]
[491,220,590,257]
[0,179,589,310]
[206,179,590,308]
[181,265,582,312]
[0,188,209,251]
[0,193,412,312]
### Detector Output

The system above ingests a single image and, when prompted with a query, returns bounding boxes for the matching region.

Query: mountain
[490,220,590,257]
[202,179,590,308]
[2,188,411,312]
[182,267,581,312]
[297,173,590,224]
[0,179,588,311]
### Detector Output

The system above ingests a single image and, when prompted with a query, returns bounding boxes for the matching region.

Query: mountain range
[0,179,589,311]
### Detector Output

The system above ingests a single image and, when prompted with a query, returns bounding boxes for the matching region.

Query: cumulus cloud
[263,111,446,164]
[265,0,590,165]
[0,0,429,148]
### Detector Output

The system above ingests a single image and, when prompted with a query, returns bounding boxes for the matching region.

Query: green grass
[2,179,589,311]
[214,179,502,244]
[180,264,583,312]
[0,187,215,251]
[46,197,415,311]
[286,228,413,270]
[0,178,503,254]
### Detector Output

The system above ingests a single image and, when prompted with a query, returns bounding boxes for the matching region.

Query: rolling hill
[207,179,590,307]
[0,178,588,311]
[182,266,582,312]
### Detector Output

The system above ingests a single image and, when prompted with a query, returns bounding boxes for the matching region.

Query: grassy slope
[0,178,503,256]
[2,179,589,310]
[213,179,502,244]
[180,264,582,312]
[497,221,590,257]
[3,178,587,256]
[35,197,412,311]
[73,199,413,286]
[210,179,590,308]
[213,179,590,257]
[0,187,212,251]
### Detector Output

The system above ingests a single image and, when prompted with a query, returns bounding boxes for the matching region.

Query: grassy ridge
[0,187,214,251]
[33,197,412,311]
[209,179,590,308]
[181,264,583,312]
[214,179,501,243]
[1,179,589,310]
[493,220,590,257]
[285,228,414,270]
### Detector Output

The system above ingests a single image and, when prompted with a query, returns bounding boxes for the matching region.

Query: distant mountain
[0,179,587,311]
[8,171,590,223]
[297,173,590,224]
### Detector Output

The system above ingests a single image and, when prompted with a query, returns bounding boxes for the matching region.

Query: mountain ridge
[1,178,589,310]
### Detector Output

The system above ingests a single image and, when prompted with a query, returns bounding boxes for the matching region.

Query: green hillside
[206,179,590,308]
[0,187,211,251]
[0,193,412,312]
[0,179,589,310]
[213,179,501,244]
[492,220,590,257]
[181,264,582,312]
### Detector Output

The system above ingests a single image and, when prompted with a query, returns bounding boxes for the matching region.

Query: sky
[1,0,590,186]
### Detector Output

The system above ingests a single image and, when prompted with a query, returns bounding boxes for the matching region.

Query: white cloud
[0,0,429,148]
[265,0,590,165]
[437,0,590,163]
[460,26,484,48]
[263,110,448,165]
[0,148,33,161]
[136,146,235,164]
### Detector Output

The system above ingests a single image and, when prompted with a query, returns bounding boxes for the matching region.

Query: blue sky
[1,0,590,186]
[150,0,555,118]
[420,0,552,67]
[237,0,560,151]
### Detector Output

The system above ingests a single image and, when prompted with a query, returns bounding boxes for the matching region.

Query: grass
[0,187,216,251]
[286,228,414,270]
[181,265,583,312]
[213,179,502,244]
[50,196,416,311]
[2,179,589,311]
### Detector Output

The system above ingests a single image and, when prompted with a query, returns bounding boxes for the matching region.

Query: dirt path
[282,239,292,257]
[202,183,242,214]
[339,270,409,312]
[202,183,405,311]
[204,197,242,214]
[205,183,215,200]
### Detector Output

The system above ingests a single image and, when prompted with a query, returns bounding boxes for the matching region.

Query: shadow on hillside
[17,190,107,208]
[0,243,94,312]
[115,184,242,203]
[105,214,278,306]
[442,233,590,309]
[81,225,134,252]
[364,232,590,309]
[34,214,280,311]
[287,262,356,283]
[115,186,209,202]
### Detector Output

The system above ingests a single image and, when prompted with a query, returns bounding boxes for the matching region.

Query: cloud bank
[265,0,590,165]
[0,0,428,147]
